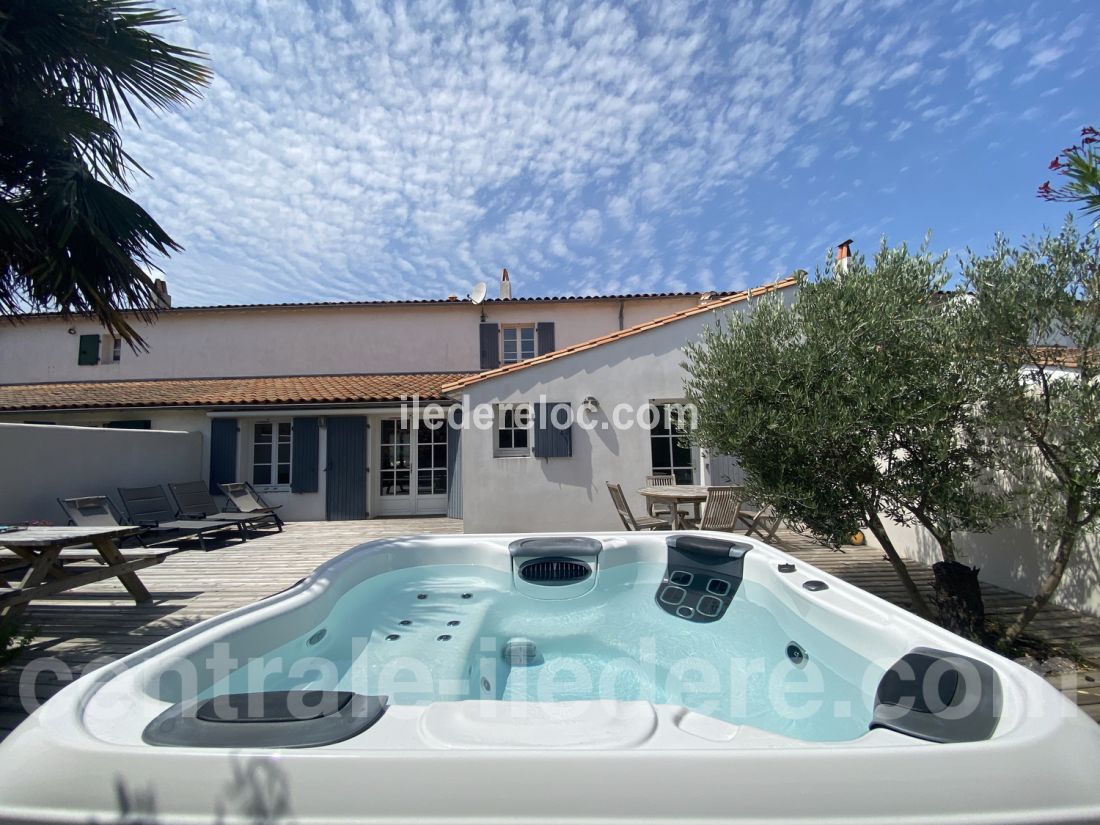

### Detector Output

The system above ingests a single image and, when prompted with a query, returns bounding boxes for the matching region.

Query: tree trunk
[912,514,986,638]
[935,528,958,564]
[932,561,985,641]
[1002,494,1083,645]
[866,513,935,621]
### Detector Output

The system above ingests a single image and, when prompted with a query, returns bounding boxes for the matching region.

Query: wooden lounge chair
[218,482,284,529]
[116,487,245,550]
[59,495,238,553]
[607,482,669,531]
[169,481,281,534]
[689,486,743,532]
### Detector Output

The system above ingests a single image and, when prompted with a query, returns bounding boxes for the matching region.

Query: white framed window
[108,337,122,363]
[494,403,531,457]
[253,420,292,488]
[379,418,412,497]
[501,324,537,364]
[649,402,696,484]
[417,420,449,495]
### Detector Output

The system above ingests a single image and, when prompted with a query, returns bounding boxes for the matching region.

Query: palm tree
[0,0,211,347]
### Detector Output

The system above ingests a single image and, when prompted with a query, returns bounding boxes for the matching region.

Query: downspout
[618,299,625,330]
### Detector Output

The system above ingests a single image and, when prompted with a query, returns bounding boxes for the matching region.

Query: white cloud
[1030,45,1066,68]
[988,24,1021,50]
[887,121,912,141]
[571,209,604,246]
[105,0,1091,305]
[794,145,821,169]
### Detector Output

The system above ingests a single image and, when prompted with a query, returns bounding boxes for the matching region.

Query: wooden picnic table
[637,484,710,530]
[0,525,167,618]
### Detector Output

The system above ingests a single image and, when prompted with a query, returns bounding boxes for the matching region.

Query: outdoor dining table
[0,525,163,619]
[636,484,710,530]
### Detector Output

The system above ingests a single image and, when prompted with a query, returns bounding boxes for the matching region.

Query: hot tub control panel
[655,535,751,623]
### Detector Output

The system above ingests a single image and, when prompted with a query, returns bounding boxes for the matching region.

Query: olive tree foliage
[684,243,1006,624]
[964,218,1100,644]
[0,0,211,347]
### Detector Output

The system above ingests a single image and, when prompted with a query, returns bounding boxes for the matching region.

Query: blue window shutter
[479,323,500,369]
[446,409,463,518]
[209,418,238,495]
[291,417,320,493]
[533,402,572,458]
[78,334,100,365]
[536,322,555,356]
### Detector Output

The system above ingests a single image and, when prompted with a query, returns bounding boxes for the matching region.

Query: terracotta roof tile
[442,277,798,393]
[0,373,472,412]
[17,290,740,318]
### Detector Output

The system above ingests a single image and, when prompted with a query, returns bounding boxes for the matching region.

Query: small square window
[494,403,531,457]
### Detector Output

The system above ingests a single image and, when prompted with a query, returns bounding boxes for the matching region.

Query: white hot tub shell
[0,531,1098,824]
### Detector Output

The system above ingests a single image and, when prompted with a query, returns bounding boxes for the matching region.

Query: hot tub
[2,532,1099,824]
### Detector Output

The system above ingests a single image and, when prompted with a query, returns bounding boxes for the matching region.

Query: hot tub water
[201,562,874,742]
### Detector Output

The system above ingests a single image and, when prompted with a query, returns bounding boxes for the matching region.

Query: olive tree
[684,243,1006,634]
[964,219,1100,644]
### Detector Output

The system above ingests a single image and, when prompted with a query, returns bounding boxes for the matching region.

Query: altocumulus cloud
[117,0,1091,305]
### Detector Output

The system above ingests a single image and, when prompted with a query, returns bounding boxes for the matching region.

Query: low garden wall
[0,423,203,525]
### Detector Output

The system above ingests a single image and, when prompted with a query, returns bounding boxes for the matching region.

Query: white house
[0,273,740,522]
[444,278,799,532]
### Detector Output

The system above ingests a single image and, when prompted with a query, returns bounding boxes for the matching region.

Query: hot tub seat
[143,690,388,748]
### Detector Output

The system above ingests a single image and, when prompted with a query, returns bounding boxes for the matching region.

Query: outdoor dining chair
[740,503,783,542]
[218,482,285,528]
[690,486,743,532]
[607,482,669,531]
[644,474,680,520]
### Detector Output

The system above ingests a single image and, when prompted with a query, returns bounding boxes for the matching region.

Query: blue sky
[122,0,1099,306]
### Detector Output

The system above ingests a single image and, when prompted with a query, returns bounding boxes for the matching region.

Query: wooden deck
[1,518,1097,740]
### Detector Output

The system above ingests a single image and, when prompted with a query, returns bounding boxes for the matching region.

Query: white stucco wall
[0,423,202,524]
[875,517,1100,618]
[457,289,798,533]
[0,297,700,384]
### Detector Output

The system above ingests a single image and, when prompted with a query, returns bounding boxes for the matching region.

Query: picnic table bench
[0,526,170,618]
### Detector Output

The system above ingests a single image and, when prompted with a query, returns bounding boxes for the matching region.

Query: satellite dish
[470,282,487,304]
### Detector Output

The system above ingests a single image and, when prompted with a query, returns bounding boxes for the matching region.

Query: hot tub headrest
[666,534,751,560]
[143,690,387,748]
[871,647,1002,743]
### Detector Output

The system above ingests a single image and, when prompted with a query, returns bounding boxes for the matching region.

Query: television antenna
[470,282,487,305]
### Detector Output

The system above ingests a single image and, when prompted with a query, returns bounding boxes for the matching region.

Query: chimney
[152,278,172,309]
[499,267,512,300]
[836,239,853,277]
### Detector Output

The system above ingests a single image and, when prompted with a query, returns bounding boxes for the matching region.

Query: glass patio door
[377,418,447,515]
